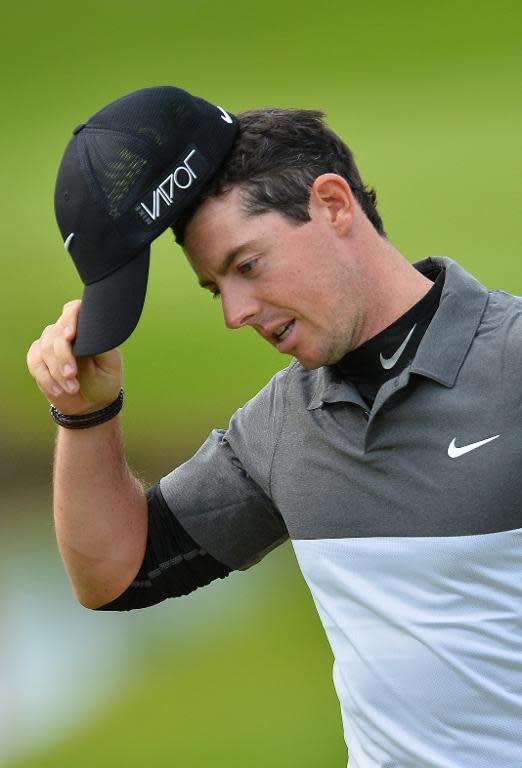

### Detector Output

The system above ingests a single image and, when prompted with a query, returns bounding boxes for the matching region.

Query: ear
[309,174,354,235]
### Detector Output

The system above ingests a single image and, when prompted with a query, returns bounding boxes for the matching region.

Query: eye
[211,290,221,300]
[238,258,258,275]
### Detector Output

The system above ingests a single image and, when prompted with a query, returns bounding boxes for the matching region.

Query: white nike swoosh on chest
[448,434,500,458]
[379,324,416,370]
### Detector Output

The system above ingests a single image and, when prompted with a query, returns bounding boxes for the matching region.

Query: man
[27,87,522,767]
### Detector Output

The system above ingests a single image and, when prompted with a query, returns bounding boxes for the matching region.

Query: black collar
[307,257,489,410]
[335,267,445,388]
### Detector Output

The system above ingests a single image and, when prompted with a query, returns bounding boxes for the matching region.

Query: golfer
[27,87,522,767]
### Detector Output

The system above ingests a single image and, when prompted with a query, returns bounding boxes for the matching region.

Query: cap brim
[72,247,150,357]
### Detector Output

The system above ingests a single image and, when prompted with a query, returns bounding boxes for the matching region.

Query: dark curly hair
[173,108,385,244]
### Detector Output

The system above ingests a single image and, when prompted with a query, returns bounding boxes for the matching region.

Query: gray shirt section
[160,368,290,570]
[160,257,522,569]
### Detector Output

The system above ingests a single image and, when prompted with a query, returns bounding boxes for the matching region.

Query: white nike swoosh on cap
[379,324,416,370]
[217,106,233,124]
[448,434,500,458]
[64,233,75,252]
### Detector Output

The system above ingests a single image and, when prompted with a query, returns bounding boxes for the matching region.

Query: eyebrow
[198,240,259,288]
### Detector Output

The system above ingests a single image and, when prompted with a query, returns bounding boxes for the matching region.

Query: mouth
[273,319,295,341]
[272,319,296,351]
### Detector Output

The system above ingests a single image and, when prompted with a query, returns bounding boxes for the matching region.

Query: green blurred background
[1,0,520,765]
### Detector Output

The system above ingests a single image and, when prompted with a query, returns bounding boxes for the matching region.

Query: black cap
[54,86,239,356]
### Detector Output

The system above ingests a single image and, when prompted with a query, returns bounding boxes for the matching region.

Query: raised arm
[26,300,147,609]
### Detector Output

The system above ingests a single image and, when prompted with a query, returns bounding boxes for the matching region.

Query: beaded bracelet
[50,389,124,429]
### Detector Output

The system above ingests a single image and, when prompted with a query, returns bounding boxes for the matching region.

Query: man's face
[183,186,366,369]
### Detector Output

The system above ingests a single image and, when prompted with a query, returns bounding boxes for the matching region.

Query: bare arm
[27,301,147,609]
[53,417,147,608]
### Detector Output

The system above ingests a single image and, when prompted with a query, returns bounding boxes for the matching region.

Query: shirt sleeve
[95,483,232,611]
[159,366,291,570]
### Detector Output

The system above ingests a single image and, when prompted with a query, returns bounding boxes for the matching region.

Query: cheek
[267,239,344,313]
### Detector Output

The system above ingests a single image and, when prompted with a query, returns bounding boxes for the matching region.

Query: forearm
[53,416,147,609]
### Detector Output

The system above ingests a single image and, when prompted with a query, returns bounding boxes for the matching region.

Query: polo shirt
[160,257,522,767]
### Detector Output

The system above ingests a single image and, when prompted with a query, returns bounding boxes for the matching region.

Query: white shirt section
[293,530,522,768]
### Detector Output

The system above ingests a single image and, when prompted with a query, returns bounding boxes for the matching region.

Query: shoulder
[224,359,320,482]
[230,358,324,424]
[474,289,522,391]
[486,288,522,311]
[228,358,304,432]
[480,289,522,341]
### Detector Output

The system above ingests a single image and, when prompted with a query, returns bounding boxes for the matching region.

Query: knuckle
[27,338,39,359]
[41,323,60,352]
[26,341,40,372]
[63,299,81,313]
[41,323,56,341]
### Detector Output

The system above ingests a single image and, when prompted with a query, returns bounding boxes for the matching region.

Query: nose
[221,288,260,330]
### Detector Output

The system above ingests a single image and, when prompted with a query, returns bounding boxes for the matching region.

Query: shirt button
[362,410,370,421]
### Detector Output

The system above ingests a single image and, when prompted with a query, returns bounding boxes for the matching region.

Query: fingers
[57,299,81,337]
[39,325,77,394]
[27,301,81,401]
[54,335,79,393]
[27,339,65,399]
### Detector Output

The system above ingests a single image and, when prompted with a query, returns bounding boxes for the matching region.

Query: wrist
[73,394,122,416]
[50,389,124,429]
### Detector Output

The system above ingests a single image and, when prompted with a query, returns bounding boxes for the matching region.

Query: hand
[27,300,123,415]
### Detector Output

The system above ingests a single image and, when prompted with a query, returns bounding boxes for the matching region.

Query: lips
[272,320,297,354]
[274,320,295,341]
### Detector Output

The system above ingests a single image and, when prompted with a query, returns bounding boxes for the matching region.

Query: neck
[355,238,433,347]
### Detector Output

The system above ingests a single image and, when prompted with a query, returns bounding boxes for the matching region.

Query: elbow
[74,588,111,611]
[71,581,126,610]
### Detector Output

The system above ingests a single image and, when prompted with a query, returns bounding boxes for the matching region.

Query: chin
[296,359,322,370]
[292,350,329,370]
[297,348,348,370]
